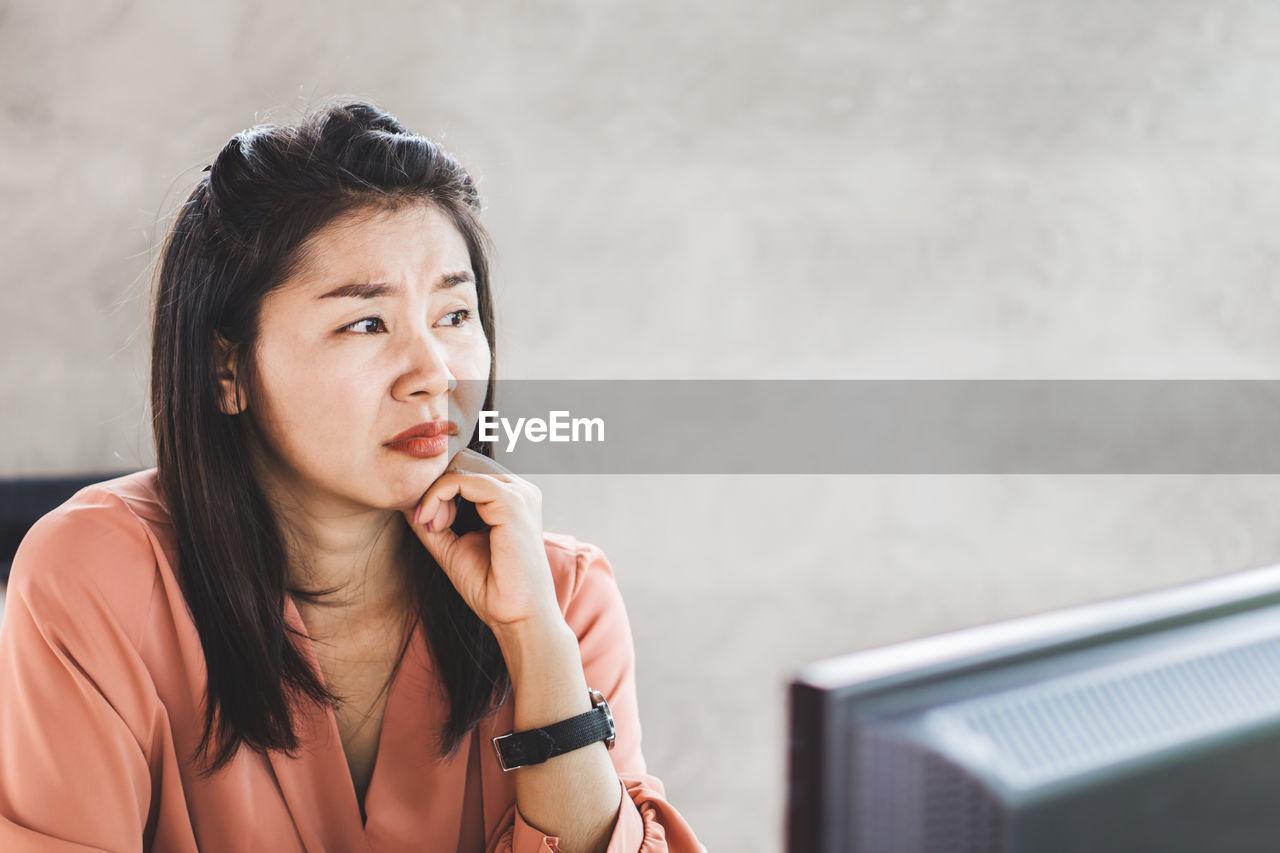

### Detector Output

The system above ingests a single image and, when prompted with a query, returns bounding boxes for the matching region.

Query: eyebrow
[316,271,474,300]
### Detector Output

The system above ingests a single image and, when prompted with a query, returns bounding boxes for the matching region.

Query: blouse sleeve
[493,540,704,853]
[0,501,157,851]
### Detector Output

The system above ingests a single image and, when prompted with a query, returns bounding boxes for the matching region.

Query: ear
[214,333,246,415]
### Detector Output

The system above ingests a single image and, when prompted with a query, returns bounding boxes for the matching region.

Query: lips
[387,421,458,445]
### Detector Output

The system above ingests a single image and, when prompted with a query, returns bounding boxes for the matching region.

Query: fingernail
[412,503,422,525]
[426,519,434,532]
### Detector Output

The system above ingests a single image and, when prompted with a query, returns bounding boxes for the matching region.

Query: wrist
[492,686,617,771]
[492,607,571,654]
[494,615,579,687]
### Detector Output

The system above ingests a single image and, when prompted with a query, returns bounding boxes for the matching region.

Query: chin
[381,464,448,507]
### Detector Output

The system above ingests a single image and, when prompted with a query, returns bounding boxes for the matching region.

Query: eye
[341,317,387,334]
[438,308,473,328]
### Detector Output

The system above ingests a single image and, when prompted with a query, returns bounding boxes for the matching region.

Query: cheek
[469,340,492,382]
[446,330,490,381]
[251,350,368,444]
[449,342,492,425]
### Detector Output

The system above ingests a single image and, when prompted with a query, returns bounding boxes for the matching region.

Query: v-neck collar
[266,594,474,851]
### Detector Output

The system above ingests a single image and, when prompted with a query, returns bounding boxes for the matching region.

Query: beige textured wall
[7,2,1280,850]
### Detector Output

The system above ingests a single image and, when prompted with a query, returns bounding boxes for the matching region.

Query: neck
[260,487,415,630]
[245,437,418,631]
[281,505,413,623]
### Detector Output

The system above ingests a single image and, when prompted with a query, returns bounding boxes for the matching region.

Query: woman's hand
[404,449,563,634]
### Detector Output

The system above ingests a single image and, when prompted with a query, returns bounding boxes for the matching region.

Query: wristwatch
[491,687,617,771]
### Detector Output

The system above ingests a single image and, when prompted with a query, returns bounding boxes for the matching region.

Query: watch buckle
[491,732,520,772]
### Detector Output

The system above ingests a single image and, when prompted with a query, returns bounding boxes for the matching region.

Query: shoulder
[541,533,639,701]
[8,470,167,648]
[541,531,635,647]
[541,530,618,614]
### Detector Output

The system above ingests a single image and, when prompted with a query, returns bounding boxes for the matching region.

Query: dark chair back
[0,473,136,583]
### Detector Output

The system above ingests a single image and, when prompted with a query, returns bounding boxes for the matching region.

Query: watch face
[493,688,617,770]
[588,687,617,748]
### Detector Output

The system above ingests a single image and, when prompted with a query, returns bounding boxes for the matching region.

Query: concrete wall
[6,2,1280,850]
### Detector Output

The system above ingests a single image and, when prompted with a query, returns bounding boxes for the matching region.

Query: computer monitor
[787,563,1280,853]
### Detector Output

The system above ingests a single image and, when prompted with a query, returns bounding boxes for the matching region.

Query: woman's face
[226,202,491,517]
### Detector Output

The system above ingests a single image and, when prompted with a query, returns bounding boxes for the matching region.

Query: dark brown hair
[151,101,507,776]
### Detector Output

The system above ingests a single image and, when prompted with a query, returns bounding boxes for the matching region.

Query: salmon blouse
[0,470,702,852]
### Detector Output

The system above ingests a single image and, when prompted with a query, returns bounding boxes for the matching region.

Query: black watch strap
[492,688,617,771]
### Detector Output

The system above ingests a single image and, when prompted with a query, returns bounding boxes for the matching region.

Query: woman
[0,101,702,852]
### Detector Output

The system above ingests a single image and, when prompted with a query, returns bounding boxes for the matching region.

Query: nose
[391,325,454,401]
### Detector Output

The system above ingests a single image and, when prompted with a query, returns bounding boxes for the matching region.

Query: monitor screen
[787,564,1280,853]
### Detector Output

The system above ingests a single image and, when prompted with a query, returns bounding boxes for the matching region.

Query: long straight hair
[150,101,508,776]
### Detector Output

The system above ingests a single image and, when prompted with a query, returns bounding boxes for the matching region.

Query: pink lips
[387,420,457,443]
[386,421,457,458]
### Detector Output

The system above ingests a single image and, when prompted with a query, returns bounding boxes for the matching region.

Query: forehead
[285,202,473,292]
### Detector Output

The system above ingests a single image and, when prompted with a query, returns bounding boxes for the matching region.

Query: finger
[446,447,519,481]
[414,470,512,529]
[415,520,464,579]
[429,495,453,533]
[406,501,460,554]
